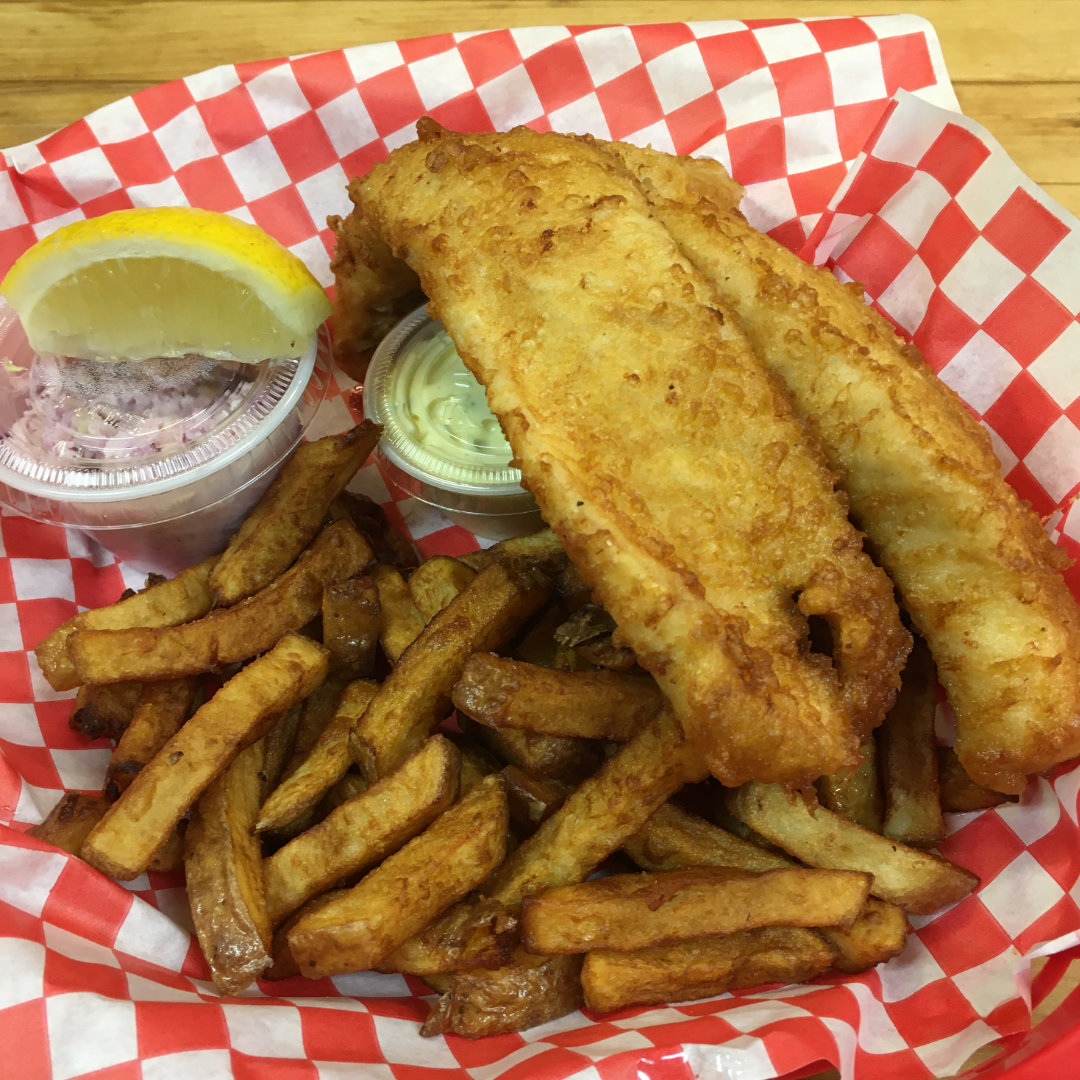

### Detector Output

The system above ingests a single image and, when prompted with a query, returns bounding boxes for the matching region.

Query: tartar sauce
[386,326,512,470]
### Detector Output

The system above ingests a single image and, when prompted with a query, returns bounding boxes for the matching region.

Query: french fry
[483,707,709,906]
[263,734,460,926]
[321,576,381,678]
[827,896,912,974]
[816,736,883,832]
[184,722,285,995]
[265,888,349,981]
[452,653,663,741]
[625,801,911,973]
[880,639,946,847]
[521,866,871,954]
[581,927,838,1013]
[408,555,477,621]
[727,782,979,915]
[502,766,573,837]
[378,896,519,976]
[80,632,329,880]
[30,792,110,855]
[421,950,583,1037]
[349,560,552,781]
[328,491,420,570]
[456,527,566,572]
[68,520,371,684]
[35,555,219,691]
[938,745,1018,812]
[370,563,426,663]
[106,677,200,798]
[287,772,508,977]
[209,421,381,606]
[255,678,378,834]
[458,714,600,781]
[69,681,145,742]
[553,604,638,671]
[625,801,793,875]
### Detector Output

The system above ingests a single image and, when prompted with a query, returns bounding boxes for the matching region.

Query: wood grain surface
[1,3,1075,1076]
[1,0,1078,217]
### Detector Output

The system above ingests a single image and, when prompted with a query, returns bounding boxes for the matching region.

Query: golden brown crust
[633,178,1080,793]
[350,121,909,787]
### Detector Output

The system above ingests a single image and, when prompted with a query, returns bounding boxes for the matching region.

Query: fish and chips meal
[25,120,1080,1037]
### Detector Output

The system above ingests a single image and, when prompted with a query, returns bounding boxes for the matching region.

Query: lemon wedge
[0,207,331,363]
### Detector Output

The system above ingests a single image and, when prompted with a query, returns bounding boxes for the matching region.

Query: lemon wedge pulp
[0,207,331,363]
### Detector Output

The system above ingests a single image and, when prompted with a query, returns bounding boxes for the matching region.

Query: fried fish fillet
[348,120,909,787]
[619,157,1080,793]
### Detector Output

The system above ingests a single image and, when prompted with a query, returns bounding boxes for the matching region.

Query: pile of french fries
[30,422,1011,1036]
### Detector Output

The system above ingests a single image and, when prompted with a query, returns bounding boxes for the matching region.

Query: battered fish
[621,157,1080,793]
[348,121,909,787]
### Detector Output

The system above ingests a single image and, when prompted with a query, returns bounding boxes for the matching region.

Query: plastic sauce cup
[363,306,542,540]
[0,299,329,575]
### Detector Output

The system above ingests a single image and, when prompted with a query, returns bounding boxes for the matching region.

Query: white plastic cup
[0,300,330,575]
[363,306,542,541]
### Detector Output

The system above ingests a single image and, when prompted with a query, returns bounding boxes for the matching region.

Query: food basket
[2,16,1079,1080]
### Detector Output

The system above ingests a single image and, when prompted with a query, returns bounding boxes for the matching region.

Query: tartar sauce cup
[363,305,543,541]
[0,299,329,575]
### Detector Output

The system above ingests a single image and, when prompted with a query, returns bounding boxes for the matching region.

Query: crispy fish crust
[623,166,1080,793]
[349,120,909,787]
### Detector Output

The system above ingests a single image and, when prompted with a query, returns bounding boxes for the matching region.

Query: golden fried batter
[349,121,909,787]
[625,166,1080,793]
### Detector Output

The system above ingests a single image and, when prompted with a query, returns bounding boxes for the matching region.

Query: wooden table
[1,2,1075,1076]
[1,0,1078,218]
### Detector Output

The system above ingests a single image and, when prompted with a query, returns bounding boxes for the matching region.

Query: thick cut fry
[350,560,552,781]
[80,633,328,880]
[938,746,1018,813]
[263,734,460,926]
[421,950,583,1038]
[452,653,663,741]
[370,563,426,663]
[185,732,276,995]
[329,492,419,570]
[256,679,378,834]
[827,896,912,974]
[458,714,600,781]
[627,800,910,973]
[521,866,870,953]
[456,528,566,572]
[287,773,508,977]
[69,681,145,742]
[379,896,519,976]
[880,640,946,848]
[321,577,381,678]
[553,604,638,671]
[817,736,883,833]
[408,555,477,621]
[483,707,709,906]
[502,767,573,837]
[727,782,979,915]
[106,677,199,798]
[30,792,110,855]
[581,926,836,1013]
[625,801,793,875]
[209,422,380,606]
[68,520,371,684]
[35,555,218,691]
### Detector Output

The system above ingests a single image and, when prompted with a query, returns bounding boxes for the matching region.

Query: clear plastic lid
[0,297,326,526]
[364,306,528,500]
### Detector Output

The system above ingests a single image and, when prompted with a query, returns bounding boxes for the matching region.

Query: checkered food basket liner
[2,16,1080,1080]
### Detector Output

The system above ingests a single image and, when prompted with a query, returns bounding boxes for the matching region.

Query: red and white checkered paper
[2,16,1080,1080]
